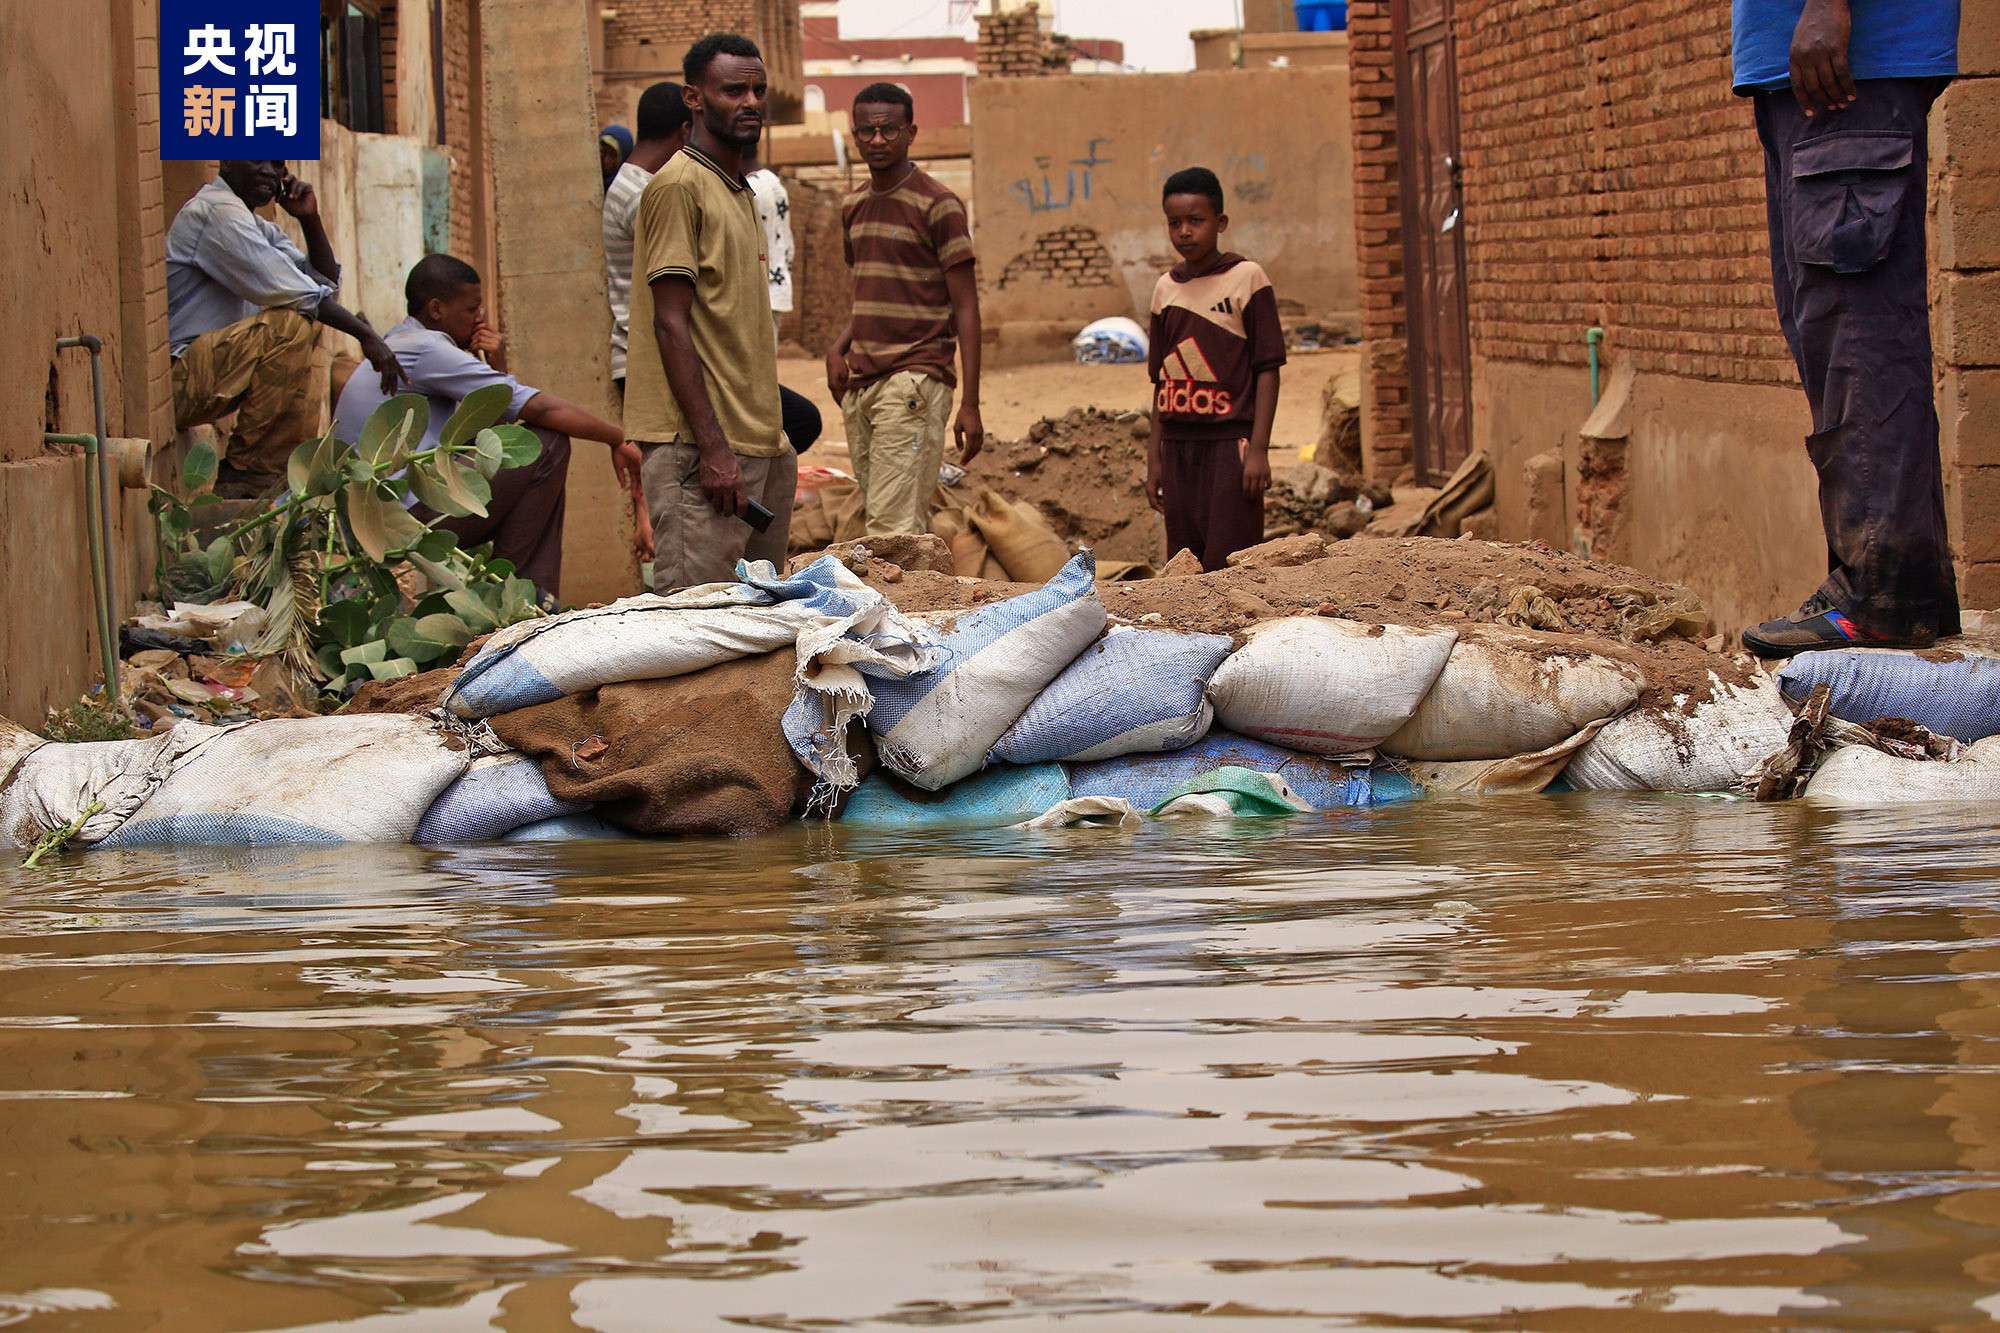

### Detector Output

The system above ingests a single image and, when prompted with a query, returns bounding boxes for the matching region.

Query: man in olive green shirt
[627,32,791,590]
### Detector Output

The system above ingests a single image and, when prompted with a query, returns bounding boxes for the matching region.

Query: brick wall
[439,0,475,258]
[1346,0,1410,478]
[775,172,852,356]
[1935,5,2000,607]
[997,225,1116,290]
[381,2,401,134]
[1453,0,1789,386]
[599,0,802,115]
[974,2,1075,78]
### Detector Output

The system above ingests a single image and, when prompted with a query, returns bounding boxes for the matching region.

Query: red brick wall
[439,0,475,258]
[599,0,802,114]
[975,2,1075,78]
[1453,0,1790,385]
[1346,0,1410,477]
[775,172,852,357]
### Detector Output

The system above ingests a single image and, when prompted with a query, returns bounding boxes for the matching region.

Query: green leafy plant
[148,390,547,699]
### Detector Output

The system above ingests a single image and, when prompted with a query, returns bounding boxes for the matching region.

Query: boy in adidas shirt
[1144,166,1286,571]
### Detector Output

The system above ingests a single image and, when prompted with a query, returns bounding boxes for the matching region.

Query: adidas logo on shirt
[1156,335,1236,416]
[1211,297,1235,316]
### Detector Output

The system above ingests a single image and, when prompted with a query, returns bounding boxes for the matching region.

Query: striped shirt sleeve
[927,194,974,270]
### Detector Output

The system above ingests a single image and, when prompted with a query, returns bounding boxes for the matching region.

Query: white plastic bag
[1564,673,1792,793]
[1207,616,1458,758]
[1384,625,1643,761]
[1805,736,2000,805]
[991,626,1233,764]
[868,553,1106,789]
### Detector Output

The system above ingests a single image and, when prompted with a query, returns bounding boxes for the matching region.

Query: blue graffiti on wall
[1009,137,1113,212]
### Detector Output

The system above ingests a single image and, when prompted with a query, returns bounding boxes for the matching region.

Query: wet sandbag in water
[503,813,638,840]
[840,763,1070,830]
[1777,648,2000,743]
[1152,767,1316,818]
[415,751,589,845]
[1383,624,1643,761]
[990,626,1234,764]
[91,715,472,848]
[868,553,1106,790]
[1563,674,1792,793]
[1804,736,2000,805]
[1068,730,1419,811]
[488,650,815,837]
[1207,616,1458,759]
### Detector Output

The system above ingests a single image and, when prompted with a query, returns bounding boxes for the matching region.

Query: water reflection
[0,797,1995,1327]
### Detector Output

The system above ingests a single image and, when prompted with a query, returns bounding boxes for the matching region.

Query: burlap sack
[968,488,1070,583]
[488,649,815,836]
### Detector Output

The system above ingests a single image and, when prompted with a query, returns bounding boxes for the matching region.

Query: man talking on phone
[166,159,405,495]
[625,33,792,590]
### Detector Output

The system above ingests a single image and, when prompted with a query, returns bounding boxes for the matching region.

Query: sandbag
[1207,616,1458,757]
[1778,648,2000,743]
[2,725,220,848]
[968,488,1070,584]
[1402,719,1610,795]
[503,813,637,841]
[488,650,813,837]
[868,553,1106,790]
[1804,736,2000,805]
[1563,673,1792,793]
[1012,796,1143,830]
[1152,767,1315,818]
[415,751,588,845]
[990,626,1234,764]
[839,763,1070,829]
[1068,730,1420,811]
[93,715,471,847]
[1383,625,1642,761]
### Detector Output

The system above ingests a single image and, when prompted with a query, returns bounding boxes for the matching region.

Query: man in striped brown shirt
[826,82,984,536]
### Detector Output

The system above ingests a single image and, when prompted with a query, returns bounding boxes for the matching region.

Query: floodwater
[1,798,1998,1330]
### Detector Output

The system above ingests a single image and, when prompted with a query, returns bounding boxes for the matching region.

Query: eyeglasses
[852,124,906,143]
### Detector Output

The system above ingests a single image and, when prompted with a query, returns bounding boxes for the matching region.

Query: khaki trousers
[840,369,953,536]
[641,442,797,591]
[171,308,326,479]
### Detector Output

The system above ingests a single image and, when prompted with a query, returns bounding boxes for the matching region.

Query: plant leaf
[406,551,467,593]
[358,394,427,471]
[342,483,426,561]
[491,423,542,470]
[415,528,459,562]
[365,657,419,682]
[405,460,466,516]
[182,438,219,493]
[471,429,505,479]
[439,383,514,450]
[315,642,346,678]
[339,640,389,667]
[203,534,234,583]
[499,576,543,623]
[438,458,492,518]
[412,591,453,619]
[317,598,374,648]
[444,589,499,633]
[386,612,472,664]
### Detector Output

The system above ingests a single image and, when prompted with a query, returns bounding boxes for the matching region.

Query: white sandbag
[95,716,471,847]
[1206,616,1458,758]
[415,751,587,845]
[868,552,1106,790]
[1,724,222,849]
[1803,736,2000,805]
[1384,625,1643,761]
[990,626,1234,764]
[445,590,819,719]
[1564,673,1792,793]
[1011,796,1143,830]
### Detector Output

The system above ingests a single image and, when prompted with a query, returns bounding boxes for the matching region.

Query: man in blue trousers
[1735,0,1964,656]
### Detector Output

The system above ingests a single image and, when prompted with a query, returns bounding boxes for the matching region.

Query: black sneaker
[1741,592,1935,659]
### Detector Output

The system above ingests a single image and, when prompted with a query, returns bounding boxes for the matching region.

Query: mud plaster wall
[969,68,1357,358]
[1474,359,1822,636]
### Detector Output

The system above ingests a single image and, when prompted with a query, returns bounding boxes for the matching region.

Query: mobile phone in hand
[743,498,775,533]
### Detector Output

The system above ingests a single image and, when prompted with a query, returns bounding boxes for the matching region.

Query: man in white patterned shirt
[603,82,691,400]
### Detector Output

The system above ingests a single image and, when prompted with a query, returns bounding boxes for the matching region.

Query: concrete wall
[969,67,1357,359]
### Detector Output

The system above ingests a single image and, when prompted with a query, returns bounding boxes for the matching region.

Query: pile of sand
[959,405,1162,566]
[846,533,1749,710]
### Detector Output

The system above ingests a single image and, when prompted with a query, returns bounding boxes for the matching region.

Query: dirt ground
[777,347,1358,466]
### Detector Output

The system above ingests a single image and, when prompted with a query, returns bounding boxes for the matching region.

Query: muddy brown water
[2,798,1998,1329]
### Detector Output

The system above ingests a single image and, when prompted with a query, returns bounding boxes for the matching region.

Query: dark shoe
[1741,593,1936,659]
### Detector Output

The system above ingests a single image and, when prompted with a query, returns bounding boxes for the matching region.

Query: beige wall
[969,67,1356,359]
[1473,359,1824,636]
